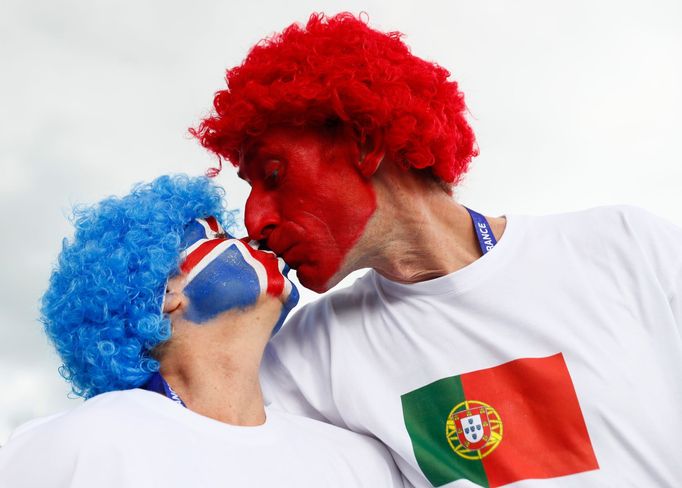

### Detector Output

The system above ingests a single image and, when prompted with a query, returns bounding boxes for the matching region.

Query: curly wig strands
[192,12,478,185]
[41,175,230,399]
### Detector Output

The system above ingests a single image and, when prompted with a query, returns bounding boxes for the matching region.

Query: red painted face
[239,125,377,293]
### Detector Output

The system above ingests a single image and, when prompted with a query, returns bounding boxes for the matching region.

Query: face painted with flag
[177,216,299,333]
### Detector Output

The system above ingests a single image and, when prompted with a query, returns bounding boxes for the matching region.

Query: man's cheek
[281,172,377,291]
[296,207,376,292]
[323,184,376,259]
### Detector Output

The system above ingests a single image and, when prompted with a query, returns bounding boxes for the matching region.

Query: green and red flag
[401,353,598,487]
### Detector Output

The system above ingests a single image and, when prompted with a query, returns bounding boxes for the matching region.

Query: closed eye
[263,159,285,187]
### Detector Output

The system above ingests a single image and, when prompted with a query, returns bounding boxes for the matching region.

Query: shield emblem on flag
[454,406,492,451]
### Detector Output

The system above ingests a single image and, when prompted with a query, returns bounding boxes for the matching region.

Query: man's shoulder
[531,204,651,225]
[521,205,681,274]
[267,407,400,479]
[270,406,372,443]
[524,204,670,240]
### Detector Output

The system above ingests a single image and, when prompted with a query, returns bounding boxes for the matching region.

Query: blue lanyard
[465,207,497,255]
[141,372,187,407]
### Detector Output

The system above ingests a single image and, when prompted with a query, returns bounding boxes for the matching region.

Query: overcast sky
[1,0,680,443]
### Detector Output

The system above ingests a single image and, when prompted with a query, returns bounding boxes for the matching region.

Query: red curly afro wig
[192,12,478,185]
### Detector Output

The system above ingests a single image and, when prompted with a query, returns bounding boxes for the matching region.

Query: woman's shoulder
[0,389,182,487]
[4,389,162,447]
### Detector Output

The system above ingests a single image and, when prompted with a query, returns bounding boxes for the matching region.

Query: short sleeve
[620,206,682,330]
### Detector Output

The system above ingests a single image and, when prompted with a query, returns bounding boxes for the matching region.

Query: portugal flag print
[401,353,598,487]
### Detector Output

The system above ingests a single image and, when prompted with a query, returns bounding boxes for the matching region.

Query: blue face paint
[179,218,219,250]
[272,260,300,335]
[178,217,299,329]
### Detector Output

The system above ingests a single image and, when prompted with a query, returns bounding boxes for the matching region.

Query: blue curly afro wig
[41,174,231,399]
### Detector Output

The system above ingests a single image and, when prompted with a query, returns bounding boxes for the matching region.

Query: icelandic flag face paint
[178,217,299,330]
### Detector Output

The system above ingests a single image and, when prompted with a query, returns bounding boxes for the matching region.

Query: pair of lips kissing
[254,225,308,270]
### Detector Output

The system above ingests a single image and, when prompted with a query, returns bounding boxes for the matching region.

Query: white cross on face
[173,217,299,329]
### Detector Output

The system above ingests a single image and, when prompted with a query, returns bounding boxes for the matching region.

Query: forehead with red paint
[239,125,377,293]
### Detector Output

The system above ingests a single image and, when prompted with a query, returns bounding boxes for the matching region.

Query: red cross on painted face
[239,125,378,293]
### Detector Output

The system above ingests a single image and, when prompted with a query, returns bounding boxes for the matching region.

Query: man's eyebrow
[239,138,287,180]
[238,141,264,181]
[241,139,265,163]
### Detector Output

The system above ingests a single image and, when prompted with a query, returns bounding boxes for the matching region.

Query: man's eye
[263,159,284,186]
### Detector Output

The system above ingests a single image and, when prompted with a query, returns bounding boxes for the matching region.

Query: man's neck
[332,166,506,285]
[370,201,506,284]
[158,298,280,426]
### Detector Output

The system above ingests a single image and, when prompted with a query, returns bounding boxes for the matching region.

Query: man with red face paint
[237,124,379,293]
[194,13,682,488]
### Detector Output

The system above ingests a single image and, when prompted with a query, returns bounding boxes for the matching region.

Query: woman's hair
[41,174,231,398]
[192,12,477,186]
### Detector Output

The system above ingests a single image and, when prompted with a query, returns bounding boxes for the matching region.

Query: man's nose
[244,187,280,241]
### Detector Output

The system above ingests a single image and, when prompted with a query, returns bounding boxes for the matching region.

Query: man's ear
[162,275,187,315]
[356,130,386,178]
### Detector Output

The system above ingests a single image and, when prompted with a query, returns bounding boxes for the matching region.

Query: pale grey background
[1,0,680,443]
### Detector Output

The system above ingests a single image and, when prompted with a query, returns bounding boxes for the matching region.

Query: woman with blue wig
[0,175,403,488]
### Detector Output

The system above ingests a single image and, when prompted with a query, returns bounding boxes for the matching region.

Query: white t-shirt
[0,388,404,488]
[260,206,682,488]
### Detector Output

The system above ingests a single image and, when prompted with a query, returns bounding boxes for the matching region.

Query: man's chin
[295,265,331,294]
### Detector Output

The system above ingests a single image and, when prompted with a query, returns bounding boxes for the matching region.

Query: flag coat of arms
[401,353,598,487]
[454,405,490,451]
